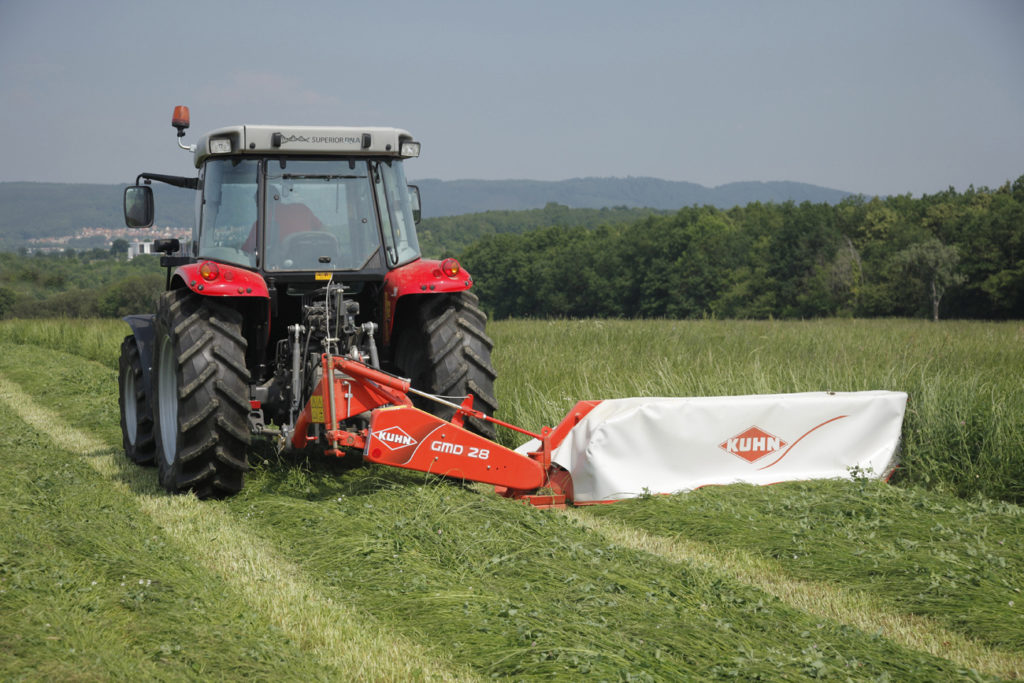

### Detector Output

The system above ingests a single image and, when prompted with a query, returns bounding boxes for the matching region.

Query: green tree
[893,238,967,321]
[97,273,167,318]
[804,236,863,316]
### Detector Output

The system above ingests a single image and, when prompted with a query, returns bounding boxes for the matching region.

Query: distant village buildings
[25,225,190,255]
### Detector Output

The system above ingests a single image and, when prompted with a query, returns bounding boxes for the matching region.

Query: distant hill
[0,177,853,250]
[0,182,194,249]
[414,177,853,217]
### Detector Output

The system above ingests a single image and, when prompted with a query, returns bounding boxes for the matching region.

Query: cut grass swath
[582,482,1024,656]
[567,506,1024,679]
[0,396,368,681]
[229,464,985,680]
[0,366,476,681]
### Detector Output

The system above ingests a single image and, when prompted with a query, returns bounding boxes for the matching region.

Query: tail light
[440,258,461,278]
[198,261,220,281]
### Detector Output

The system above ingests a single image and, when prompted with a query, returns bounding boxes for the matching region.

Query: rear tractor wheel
[395,291,498,439]
[152,290,251,498]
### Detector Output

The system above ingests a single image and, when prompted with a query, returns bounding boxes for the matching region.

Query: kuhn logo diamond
[719,426,787,463]
[374,426,417,450]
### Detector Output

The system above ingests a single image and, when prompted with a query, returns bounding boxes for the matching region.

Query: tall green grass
[492,318,1024,503]
[0,318,126,368]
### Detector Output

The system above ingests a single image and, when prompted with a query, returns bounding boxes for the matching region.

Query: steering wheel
[281,231,341,267]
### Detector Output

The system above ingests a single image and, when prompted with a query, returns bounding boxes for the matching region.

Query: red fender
[173,261,270,298]
[381,258,473,345]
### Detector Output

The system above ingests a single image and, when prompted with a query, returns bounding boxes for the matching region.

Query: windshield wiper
[279,174,366,180]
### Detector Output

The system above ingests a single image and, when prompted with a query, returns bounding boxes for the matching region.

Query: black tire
[153,289,251,498]
[118,335,156,466]
[394,291,498,439]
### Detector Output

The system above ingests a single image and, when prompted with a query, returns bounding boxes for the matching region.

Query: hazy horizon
[1,0,1021,197]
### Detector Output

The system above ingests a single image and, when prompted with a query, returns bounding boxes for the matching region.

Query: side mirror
[408,184,421,224]
[124,185,154,228]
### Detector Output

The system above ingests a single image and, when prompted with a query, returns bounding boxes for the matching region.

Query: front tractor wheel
[153,290,251,498]
[395,291,498,439]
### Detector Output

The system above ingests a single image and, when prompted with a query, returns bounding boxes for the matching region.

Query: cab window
[374,160,421,266]
[198,158,259,267]
[262,159,379,272]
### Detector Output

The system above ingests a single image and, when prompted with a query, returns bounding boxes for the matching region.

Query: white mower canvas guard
[518,391,908,503]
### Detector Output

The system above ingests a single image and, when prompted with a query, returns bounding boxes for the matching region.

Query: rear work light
[440,258,461,278]
[199,261,220,281]
[209,137,232,154]
[400,141,421,158]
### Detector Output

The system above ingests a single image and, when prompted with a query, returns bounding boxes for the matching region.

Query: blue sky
[1,0,1021,196]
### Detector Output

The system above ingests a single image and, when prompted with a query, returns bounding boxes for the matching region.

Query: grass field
[1,317,1022,680]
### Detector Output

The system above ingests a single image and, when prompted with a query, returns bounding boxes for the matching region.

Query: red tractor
[119,107,498,498]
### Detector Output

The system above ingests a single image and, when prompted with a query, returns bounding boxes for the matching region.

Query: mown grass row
[565,507,1024,677]
[224,463,988,679]
[1,319,1023,679]
[0,396,359,680]
[0,349,472,681]
[584,481,1024,652]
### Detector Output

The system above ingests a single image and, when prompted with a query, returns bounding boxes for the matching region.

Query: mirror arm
[135,172,199,190]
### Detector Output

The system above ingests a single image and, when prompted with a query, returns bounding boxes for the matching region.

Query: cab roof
[192,124,418,167]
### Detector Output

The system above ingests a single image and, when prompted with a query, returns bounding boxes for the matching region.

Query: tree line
[461,178,1024,321]
[2,178,1021,322]
[0,246,165,320]
[418,203,668,258]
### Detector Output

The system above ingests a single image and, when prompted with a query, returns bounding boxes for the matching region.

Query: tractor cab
[127,108,424,283]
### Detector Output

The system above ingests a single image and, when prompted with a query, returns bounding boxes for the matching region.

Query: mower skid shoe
[365,405,546,490]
